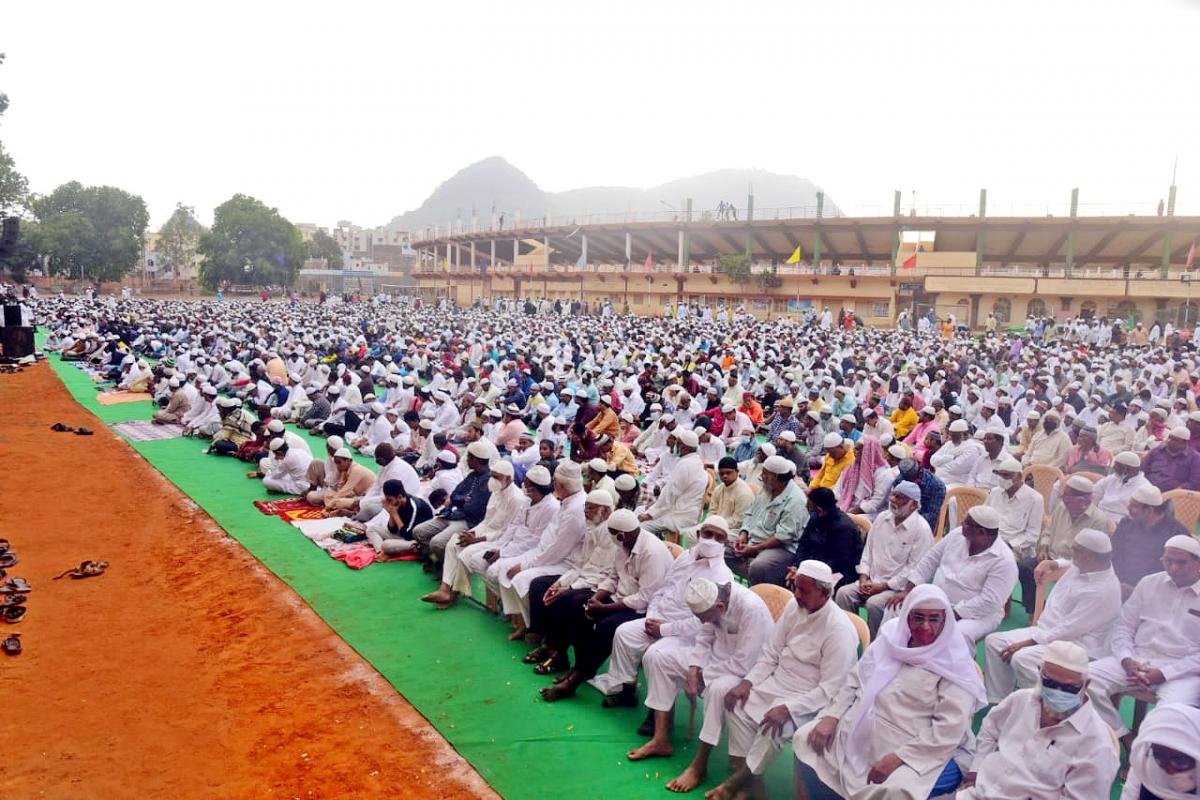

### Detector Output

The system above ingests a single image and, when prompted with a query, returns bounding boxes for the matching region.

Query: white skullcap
[1114,451,1141,468]
[840,414,857,425]
[1073,528,1112,554]
[994,457,1023,474]
[686,578,720,614]
[370,402,385,414]
[675,429,699,449]
[759,442,776,457]
[333,447,353,459]
[1065,475,1094,493]
[1132,484,1164,507]
[384,407,399,417]
[762,455,795,475]
[267,419,284,433]
[491,460,514,478]
[525,464,552,487]
[215,396,238,408]
[467,440,494,460]
[700,515,730,536]
[614,474,637,492]
[327,384,341,395]
[806,409,821,422]
[660,413,675,424]
[606,508,640,533]
[326,435,344,449]
[887,444,909,460]
[948,419,969,433]
[268,437,286,451]
[1189,410,1200,424]
[779,430,797,443]
[585,489,614,508]
[1170,426,1192,441]
[893,481,922,501]
[1165,534,1200,558]
[168,377,181,388]
[588,457,608,473]
[536,403,551,414]
[1042,640,1089,676]
[794,559,836,587]
[556,460,583,490]
[823,432,845,449]
[1026,410,1040,420]
[967,505,1002,529]
[436,450,458,465]
[419,419,434,430]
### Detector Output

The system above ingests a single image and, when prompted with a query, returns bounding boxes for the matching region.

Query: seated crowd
[41,292,1200,799]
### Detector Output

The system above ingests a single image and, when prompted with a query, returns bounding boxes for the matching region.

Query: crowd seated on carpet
[36,289,1200,799]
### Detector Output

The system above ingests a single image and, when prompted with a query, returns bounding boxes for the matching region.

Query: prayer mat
[253,498,318,517]
[110,420,184,442]
[96,390,153,406]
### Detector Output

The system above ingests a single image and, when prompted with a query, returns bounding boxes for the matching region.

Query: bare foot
[507,627,528,641]
[539,681,577,702]
[420,590,452,604]
[434,599,457,610]
[704,779,739,800]
[667,763,707,793]
[627,740,674,761]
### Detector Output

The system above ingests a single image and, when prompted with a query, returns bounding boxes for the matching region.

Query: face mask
[1039,684,1082,714]
[1164,771,1198,793]
[487,478,503,493]
[695,538,724,559]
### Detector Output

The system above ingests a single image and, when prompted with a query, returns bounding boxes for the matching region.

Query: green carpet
[45,351,1130,799]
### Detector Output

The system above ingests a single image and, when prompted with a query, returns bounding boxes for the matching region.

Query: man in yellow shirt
[889,395,919,441]
[598,435,639,477]
[810,433,855,490]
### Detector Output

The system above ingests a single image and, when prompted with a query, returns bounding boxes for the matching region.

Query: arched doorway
[1026,298,1047,318]
[992,297,1012,325]
[1080,300,1097,320]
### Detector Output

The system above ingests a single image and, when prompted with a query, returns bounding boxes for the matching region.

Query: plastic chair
[844,610,871,652]
[750,583,793,621]
[1022,464,1064,516]
[1031,563,1069,625]
[1163,489,1200,533]
[932,486,988,540]
[848,513,872,540]
[665,541,684,559]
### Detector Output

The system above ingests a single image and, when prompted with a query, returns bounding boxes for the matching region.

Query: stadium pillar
[814,192,824,270]
[543,235,550,273]
[975,189,987,275]
[513,237,519,270]
[681,198,691,272]
[890,190,902,276]
[1066,188,1078,276]
[1162,183,1177,277]
[581,233,588,269]
[677,231,684,272]
[490,239,496,270]
[745,192,755,260]
[470,241,476,272]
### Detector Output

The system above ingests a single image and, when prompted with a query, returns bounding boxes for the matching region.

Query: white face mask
[694,538,724,559]
[487,478,504,493]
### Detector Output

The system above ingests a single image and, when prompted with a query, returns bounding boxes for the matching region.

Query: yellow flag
[786,244,803,264]
[443,257,450,272]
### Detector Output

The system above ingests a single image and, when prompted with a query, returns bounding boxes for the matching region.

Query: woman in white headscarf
[793,584,985,800]
[1122,703,1200,799]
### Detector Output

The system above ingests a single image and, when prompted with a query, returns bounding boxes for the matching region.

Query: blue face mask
[1040,684,1082,714]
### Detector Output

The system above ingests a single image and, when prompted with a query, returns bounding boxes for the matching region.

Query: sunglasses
[1040,674,1083,695]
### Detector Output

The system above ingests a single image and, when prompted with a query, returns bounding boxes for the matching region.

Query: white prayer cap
[1189,410,1200,424]
[675,429,700,449]
[267,419,286,433]
[491,460,514,478]
[686,578,720,614]
[892,481,922,501]
[326,435,344,449]
[967,505,1002,530]
[721,403,736,413]
[560,387,574,396]
[556,460,583,491]
[1170,426,1192,441]
[660,413,675,424]
[759,442,776,457]
[168,377,181,388]
[650,403,663,411]
[806,409,821,422]
[467,440,494,460]
[840,414,857,425]
[607,508,640,533]
[823,432,845,449]
[1073,528,1112,554]
[699,515,731,536]
[948,419,969,433]
[620,411,634,423]
[268,437,286,451]
[1026,411,1041,420]
[1165,534,1200,558]
[1065,475,1094,493]
[333,447,353,459]
[588,457,608,473]
[1132,484,1164,507]
[436,450,458,465]
[1042,640,1089,676]
[384,407,399,417]
[1114,451,1141,468]
[536,403,551,414]
[418,419,433,430]
[793,559,837,588]
[762,455,795,475]
[327,384,341,395]
[215,397,238,408]
[994,457,1023,474]
[887,444,908,460]
[585,489,614,508]
[370,402,385,414]
[779,430,797,443]
[614,474,637,492]
[525,464,552,488]
[201,385,217,396]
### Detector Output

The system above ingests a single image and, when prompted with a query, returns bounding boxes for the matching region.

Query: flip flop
[50,422,74,432]
[0,595,26,607]
[0,578,31,594]
[2,606,25,623]
[53,560,108,580]
[0,554,18,569]
[2,633,20,655]
[74,427,94,436]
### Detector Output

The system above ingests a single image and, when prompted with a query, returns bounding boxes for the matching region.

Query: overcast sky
[4,0,1198,229]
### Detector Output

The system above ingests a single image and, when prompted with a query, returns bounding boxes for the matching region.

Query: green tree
[27,182,149,281]
[197,194,305,289]
[156,203,205,278]
[719,252,752,285]
[306,228,343,269]
[0,54,30,215]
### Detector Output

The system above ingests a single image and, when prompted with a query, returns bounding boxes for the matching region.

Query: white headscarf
[1128,704,1200,799]
[844,584,986,774]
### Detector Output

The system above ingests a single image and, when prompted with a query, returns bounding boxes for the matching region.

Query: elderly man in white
[1091,450,1151,523]
[836,481,933,637]
[624,578,772,792]
[884,504,1018,644]
[420,459,527,609]
[982,528,1122,703]
[928,419,983,490]
[496,461,587,638]
[465,466,559,603]
[1086,534,1200,745]
[985,457,1044,563]
[708,560,859,800]
[966,426,1009,492]
[260,437,313,495]
[637,428,709,539]
[958,641,1119,799]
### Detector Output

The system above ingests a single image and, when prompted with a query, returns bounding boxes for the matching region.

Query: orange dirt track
[0,364,497,800]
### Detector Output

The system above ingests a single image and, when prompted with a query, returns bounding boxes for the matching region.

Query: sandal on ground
[2,633,20,655]
[522,645,552,664]
[0,594,26,607]
[532,655,570,675]
[0,554,18,569]
[50,422,74,432]
[0,578,31,594]
[601,687,640,709]
[74,427,94,436]
[2,605,25,623]
[53,560,108,580]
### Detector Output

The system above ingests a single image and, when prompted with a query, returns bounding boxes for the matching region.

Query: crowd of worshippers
[37,290,1200,799]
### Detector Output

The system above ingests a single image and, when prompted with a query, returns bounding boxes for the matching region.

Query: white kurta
[645,452,708,531]
[442,484,528,594]
[262,448,314,495]
[498,490,587,621]
[928,438,983,490]
[1090,472,1150,522]
[469,495,560,593]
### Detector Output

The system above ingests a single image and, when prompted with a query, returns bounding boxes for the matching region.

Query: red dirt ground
[0,364,497,800]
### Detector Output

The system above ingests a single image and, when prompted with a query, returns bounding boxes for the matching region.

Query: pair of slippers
[53,560,108,580]
[50,423,93,435]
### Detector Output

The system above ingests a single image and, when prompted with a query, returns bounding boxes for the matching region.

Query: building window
[1026,298,1047,318]
[1114,300,1138,323]
[872,302,890,318]
[1080,300,1097,319]
[992,297,1012,324]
